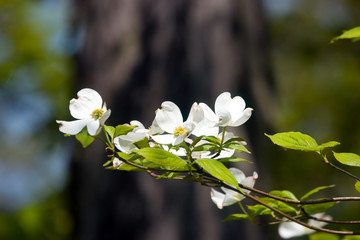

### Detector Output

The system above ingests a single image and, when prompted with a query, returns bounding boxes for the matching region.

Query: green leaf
[75,128,95,148]
[303,200,337,215]
[300,185,335,201]
[192,143,218,152]
[260,198,298,214]
[114,124,136,138]
[103,159,113,167]
[317,141,340,151]
[223,213,249,222]
[310,232,340,240]
[133,148,188,170]
[342,236,360,240]
[224,142,251,154]
[103,125,115,140]
[132,138,150,149]
[269,190,298,201]
[203,136,221,145]
[223,137,246,144]
[265,132,319,151]
[195,159,239,189]
[247,205,273,216]
[331,26,360,43]
[355,181,360,194]
[333,152,360,167]
[219,156,251,163]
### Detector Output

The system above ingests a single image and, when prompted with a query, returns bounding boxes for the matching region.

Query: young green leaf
[260,198,297,214]
[333,152,360,167]
[114,124,137,138]
[103,125,115,140]
[195,159,239,189]
[134,148,188,170]
[300,185,335,201]
[247,205,273,216]
[309,232,340,240]
[223,213,249,222]
[269,190,298,201]
[223,142,251,153]
[75,128,95,148]
[317,141,340,151]
[331,26,360,43]
[132,138,150,149]
[355,181,360,194]
[303,201,337,215]
[219,156,251,163]
[265,132,319,151]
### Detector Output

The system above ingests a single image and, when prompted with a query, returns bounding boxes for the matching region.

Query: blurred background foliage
[0,0,359,239]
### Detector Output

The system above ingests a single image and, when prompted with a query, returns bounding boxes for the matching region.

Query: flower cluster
[57,88,351,240]
[57,88,256,209]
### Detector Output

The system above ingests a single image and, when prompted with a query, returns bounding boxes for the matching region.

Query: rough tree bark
[70,0,275,239]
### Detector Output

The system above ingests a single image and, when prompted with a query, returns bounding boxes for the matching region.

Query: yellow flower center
[91,109,104,120]
[174,126,187,136]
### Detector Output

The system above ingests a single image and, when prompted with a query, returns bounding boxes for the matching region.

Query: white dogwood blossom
[114,120,149,153]
[200,92,253,127]
[211,168,258,209]
[278,213,332,239]
[56,88,111,136]
[151,101,195,145]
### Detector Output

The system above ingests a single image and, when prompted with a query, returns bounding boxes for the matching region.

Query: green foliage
[303,200,338,215]
[195,159,240,189]
[223,213,249,222]
[134,148,188,170]
[355,181,360,194]
[247,205,273,216]
[270,190,298,201]
[331,26,360,43]
[260,198,298,214]
[114,124,137,138]
[75,128,95,148]
[333,152,360,167]
[300,185,335,201]
[265,132,340,152]
[310,232,340,240]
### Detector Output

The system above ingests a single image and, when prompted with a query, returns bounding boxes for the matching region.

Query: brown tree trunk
[70,0,275,239]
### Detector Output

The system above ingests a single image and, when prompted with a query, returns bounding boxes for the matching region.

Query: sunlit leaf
[303,200,337,215]
[333,152,360,167]
[114,124,136,138]
[223,142,251,153]
[309,232,340,240]
[355,181,360,194]
[317,141,340,151]
[132,138,150,149]
[247,205,273,216]
[103,125,115,140]
[300,185,335,201]
[195,159,239,189]
[270,190,298,201]
[134,148,188,170]
[223,213,249,222]
[331,26,360,43]
[265,132,319,151]
[260,198,297,214]
[75,128,95,148]
[219,156,251,163]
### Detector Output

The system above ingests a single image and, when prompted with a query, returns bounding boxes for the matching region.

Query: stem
[237,183,360,205]
[322,154,360,181]
[219,181,360,235]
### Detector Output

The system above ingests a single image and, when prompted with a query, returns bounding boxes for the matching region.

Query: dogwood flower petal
[57,88,111,136]
[188,102,219,136]
[69,88,103,119]
[210,189,226,209]
[278,213,331,239]
[155,101,183,133]
[56,119,91,135]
